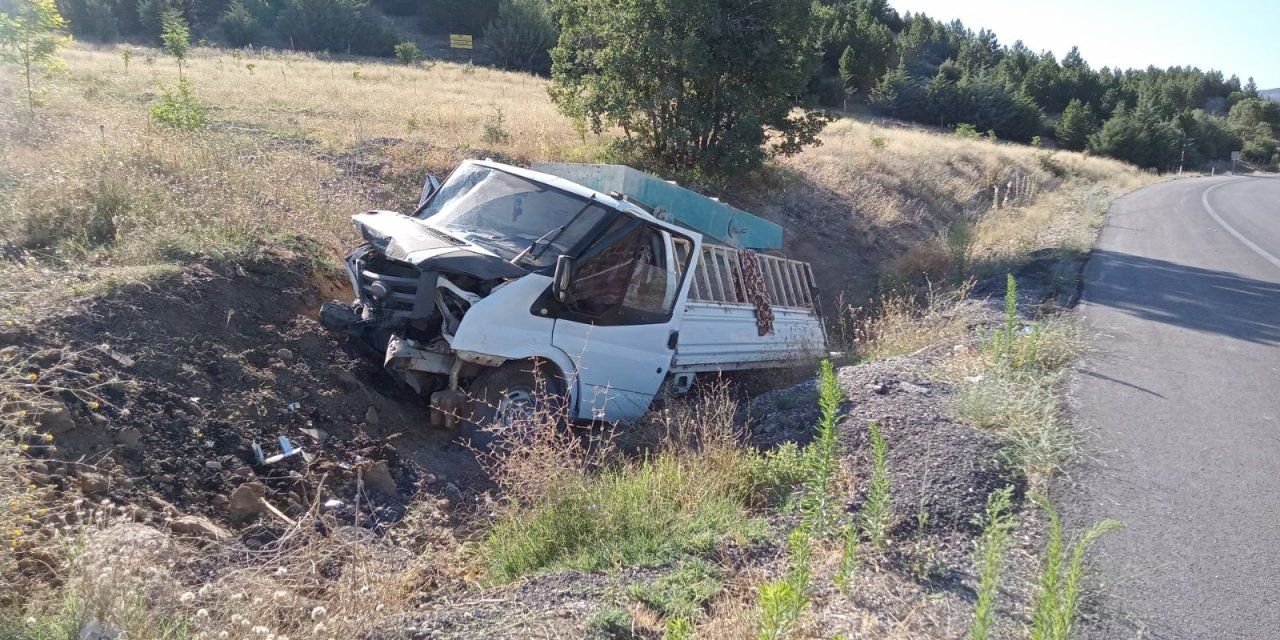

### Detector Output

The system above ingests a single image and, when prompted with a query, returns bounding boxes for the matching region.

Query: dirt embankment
[5,254,485,550]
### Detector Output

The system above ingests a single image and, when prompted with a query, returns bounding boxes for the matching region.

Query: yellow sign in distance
[449,34,473,49]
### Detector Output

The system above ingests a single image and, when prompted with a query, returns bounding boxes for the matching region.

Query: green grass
[628,557,724,621]
[483,453,769,581]
[586,605,635,639]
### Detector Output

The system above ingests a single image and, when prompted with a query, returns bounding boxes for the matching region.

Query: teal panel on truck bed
[531,163,783,250]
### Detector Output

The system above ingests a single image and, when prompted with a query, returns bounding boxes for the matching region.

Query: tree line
[820,1,1278,170]
[14,0,1280,173]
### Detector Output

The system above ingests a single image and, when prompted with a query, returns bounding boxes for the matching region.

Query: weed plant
[1030,496,1123,640]
[756,528,812,640]
[860,421,892,550]
[799,360,842,538]
[969,486,1017,640]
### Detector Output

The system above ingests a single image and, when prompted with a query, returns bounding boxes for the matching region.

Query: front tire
[468,361,567,438]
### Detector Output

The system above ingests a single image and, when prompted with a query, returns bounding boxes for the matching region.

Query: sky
[889,0,1280,89]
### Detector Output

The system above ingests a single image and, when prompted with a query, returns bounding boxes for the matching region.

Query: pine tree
[1055,99,1097,151]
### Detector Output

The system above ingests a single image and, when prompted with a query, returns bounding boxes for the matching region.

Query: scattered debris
[252,436,303,466]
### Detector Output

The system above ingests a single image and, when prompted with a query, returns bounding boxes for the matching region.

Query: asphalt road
[1069,175,1280,639]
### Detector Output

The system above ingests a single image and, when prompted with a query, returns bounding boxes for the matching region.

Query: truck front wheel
[469,361,567,438]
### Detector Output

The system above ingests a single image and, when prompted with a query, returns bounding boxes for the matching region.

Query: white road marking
[1201,180,1280,273]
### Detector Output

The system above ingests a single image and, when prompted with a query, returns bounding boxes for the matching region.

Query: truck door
[550,219,696,421]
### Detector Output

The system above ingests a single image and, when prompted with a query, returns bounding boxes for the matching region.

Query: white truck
[319,160,828,428]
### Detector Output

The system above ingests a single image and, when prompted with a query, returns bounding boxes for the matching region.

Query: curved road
[1070,175,1280,639]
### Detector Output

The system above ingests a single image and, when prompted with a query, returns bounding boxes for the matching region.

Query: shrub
[0,0,72,114]
[218,0,261,47]
[159,8,189,75]
[955,123,980,139]
[757,529,811,640]
[393,40,419,64]
[799,360,842,538]
[148,77,208,131]
[483,0,555,75]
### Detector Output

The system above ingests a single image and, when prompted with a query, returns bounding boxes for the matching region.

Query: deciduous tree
[549,0,832,175]
[0,0,72,114]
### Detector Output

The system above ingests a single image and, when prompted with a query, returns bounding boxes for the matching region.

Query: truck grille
[356,254,427,317]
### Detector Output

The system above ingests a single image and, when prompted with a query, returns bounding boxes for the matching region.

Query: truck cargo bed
[672,244,827,372]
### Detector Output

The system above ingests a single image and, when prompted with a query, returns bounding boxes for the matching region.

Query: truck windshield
[416,163,611,270]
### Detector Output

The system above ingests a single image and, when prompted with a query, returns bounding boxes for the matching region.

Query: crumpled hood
[352,210,528,279]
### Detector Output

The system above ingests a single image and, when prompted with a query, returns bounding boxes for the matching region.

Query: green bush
[954,123,980,139]
[483,0,555,75]
[860,421,892,549]
[148,77,207,131]
[969,486,1017,640]
[1030,496,1123,640]
[393,40,419,64]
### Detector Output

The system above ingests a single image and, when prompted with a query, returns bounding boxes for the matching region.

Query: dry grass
[840,281,979,360]
[766,118,1160,302]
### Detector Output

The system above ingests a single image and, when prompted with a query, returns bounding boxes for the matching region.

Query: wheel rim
[495,386,536,431]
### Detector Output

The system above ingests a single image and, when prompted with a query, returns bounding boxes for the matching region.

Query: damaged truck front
[321,160,828,429]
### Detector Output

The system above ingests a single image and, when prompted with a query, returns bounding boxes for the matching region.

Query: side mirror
[553,255,575,303]
[418,174,442,208]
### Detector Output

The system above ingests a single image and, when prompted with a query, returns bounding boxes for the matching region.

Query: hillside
[1262,87,1280,103]
[0,44,1153,638]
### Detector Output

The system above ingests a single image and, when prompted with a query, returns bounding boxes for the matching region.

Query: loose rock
[78,472,110,496]
[169,515,231,541]
[38,405,78,435]
[229,482,267,524]
[358,460,399,497]
[114,427,142,448]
